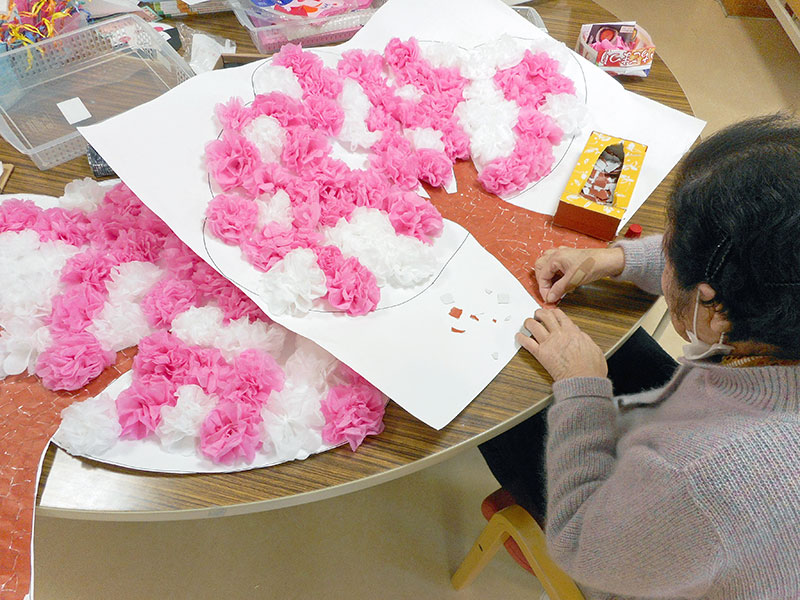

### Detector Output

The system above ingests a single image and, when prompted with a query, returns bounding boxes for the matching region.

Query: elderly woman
[480,115,800,599]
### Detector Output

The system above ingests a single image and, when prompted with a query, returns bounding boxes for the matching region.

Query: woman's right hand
[535,246,625,304]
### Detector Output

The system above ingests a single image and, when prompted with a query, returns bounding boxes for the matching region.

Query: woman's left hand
[516,308,608,381]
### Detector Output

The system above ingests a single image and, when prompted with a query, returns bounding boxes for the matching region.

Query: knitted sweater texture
[545,236,800,599]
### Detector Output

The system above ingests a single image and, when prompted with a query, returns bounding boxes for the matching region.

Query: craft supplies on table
[228,0,383,53]
[0,0,87,53]
[0,160,12,191]
[553,131,648,241]
[576,21,654,77]
[0,14,194,170]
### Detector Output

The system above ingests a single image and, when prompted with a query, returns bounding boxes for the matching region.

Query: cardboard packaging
[553,131,647,241]
[576,22,655,77]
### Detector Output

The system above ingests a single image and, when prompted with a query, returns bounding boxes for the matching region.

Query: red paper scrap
[451,327,465,333]
[469,314,479,321]
[449,307,463,319]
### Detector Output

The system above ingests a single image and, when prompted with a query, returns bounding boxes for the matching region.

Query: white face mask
[682,290,734,360]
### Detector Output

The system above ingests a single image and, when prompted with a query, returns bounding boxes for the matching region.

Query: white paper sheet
[79,0,704,430]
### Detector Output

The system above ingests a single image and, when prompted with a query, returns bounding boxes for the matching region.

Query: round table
[2,0,691,520]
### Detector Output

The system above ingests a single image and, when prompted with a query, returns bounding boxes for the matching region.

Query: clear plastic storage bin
[0,15,194,170]
[229,0,385,55]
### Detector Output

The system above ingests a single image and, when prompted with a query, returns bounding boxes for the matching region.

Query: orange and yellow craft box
[553,131,647,241]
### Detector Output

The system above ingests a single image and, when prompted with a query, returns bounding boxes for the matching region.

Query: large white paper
[80,0,704,430]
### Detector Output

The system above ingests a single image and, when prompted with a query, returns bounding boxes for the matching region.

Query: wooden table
[0,0,691,520]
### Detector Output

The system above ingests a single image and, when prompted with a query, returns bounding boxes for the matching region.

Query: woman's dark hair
[664,114,800,357]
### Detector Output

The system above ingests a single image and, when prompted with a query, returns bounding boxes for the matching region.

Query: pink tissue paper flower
[133,330,194,386]
[281,126,331,173]
[141,277,198,328]
[34,207,93,246]
[60,251,117,289]
[0,198,42,233]
[321,383,386,451]
[185,346,235,396]
[316,247,380,316]
[273,43,324,80]
[385,191,444,244]
[416,148,453,188]
[205,193,259,245]
[116,379,177,439]
[304,95,345,136]
[200,401,264,464]
[223,348,284,408]
[338,49,386,87]
[48,285,108,334]
[215,96,254,132]
[36,331,115,391]
[206,132,262,192]
[250,92,307,128]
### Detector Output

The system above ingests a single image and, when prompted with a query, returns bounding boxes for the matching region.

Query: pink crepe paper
[205,132,263,192]
[338,48,386,87]
[205,193,259,245]
[321,383,386,451]
[60,251,117,289]
[315,245,380,316]
[116,379,177,439]
[416,148,453,188]
[48,285,108,334]
[200,400,264,464]
[385,191,444,244]
[251,92,307,129]
[133,330,194,385]
[185,347,235,396]
[35,331,116,391]
[281,126,331,172]
[242,222,309,272]
[141,277,199,329]
[223,348,284,408]
[304,94,345,136]
[370,132,420,191]
[33,207,93,247]
[215,96,254,132]
[0,198,41,233]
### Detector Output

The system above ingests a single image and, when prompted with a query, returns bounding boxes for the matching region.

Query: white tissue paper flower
[252,64,304,99]
[323,207,437,287]
[54,392,122,456]
[170,305,226,349]
[283,336,338,394]
[58,177,108,212]
[88,262,163,352]
[258,248,327,316]
[0,230,78,326]
[0,319,51,377]
[256,189,293,229]
[215,318,293,363]
[539,92,588,138]
[456,79,519,169]
[419,40,467,70]
[462,36,527,79]
[337,79,381,151]
[156,385,217,455]
[405,127,446,152]
[261,386,326,462]
[243,115,286,164]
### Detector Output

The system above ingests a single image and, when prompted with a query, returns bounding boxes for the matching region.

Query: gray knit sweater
[545,235,800,599]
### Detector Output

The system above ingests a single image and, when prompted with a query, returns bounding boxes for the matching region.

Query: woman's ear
[698,283,732,335]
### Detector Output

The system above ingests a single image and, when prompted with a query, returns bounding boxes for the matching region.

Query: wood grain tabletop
[0,0,692,520]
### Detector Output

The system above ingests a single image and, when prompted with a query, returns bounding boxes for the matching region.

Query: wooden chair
[452,489,585,599]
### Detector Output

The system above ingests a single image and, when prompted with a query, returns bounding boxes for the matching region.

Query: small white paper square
[57,97,92,125]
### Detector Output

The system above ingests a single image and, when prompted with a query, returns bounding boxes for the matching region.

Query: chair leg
[497,506,585,600]
[451,512,511,589]
[452,505,585,600]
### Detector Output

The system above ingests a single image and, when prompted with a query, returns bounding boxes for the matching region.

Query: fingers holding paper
[534,246,626,304]
[516,308,607,381]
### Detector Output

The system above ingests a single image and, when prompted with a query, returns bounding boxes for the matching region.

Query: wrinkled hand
[535,246,625,304]
[516,309,607,381]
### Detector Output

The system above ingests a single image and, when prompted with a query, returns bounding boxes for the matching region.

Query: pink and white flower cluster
[204,36,582,317]
[0,180,387,466]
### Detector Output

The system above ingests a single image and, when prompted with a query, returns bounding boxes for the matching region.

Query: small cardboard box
[576,22,655,77]
[553,132,647,241]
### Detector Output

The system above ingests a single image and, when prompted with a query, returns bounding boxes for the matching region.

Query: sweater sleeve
[611,234,666,296]
[545,377,723,598]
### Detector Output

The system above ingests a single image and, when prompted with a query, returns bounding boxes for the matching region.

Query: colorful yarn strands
[204,36,584,317]
[0,0,85,52]
[0,180,388,466]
